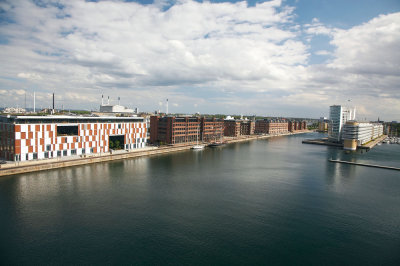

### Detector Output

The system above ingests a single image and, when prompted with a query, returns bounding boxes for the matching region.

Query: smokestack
[102,94,104,105]
[166,98,168,115]
[52,92,55,113]
[33,91,36,113]
[108,96,110,105]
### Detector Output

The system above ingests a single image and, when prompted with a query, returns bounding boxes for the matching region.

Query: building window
[63,150,67,156]
[44,152,49,158]
[90,148,94,153]
[57,151,61,157]
[33,153,38,160]
[118,124,121,129]
[82,148,86,154]
[71,149,77,155]
[57,125,78,136]
[46,144,51,151]
[26,154,29,161]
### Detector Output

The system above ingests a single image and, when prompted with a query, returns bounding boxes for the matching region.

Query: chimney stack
[52,92,55,114]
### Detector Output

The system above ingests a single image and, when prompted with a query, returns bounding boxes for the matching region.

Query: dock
[329,159,400,171]
[302,138,343,147]
[303,135,388,150]
[360,135,387,149]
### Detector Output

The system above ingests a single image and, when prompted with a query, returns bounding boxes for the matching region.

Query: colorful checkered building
[0,116,147,161]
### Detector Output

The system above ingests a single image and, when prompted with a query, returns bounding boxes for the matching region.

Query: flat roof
[0,115,144,124]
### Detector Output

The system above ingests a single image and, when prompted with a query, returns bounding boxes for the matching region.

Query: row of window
[14,148,95,161]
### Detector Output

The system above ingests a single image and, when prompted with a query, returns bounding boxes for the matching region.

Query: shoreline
[0,130,311,177]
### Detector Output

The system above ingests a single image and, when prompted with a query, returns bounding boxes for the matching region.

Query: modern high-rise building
[328,105,356,142]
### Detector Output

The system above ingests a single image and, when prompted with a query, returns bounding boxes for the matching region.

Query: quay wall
[0,131,310,177]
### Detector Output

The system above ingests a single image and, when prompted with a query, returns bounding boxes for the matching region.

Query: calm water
[1,133,399,265]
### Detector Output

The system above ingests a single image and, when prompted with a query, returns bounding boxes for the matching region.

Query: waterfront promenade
[0,131,310,177]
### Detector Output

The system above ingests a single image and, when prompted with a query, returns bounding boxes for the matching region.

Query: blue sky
[0,0,399,120]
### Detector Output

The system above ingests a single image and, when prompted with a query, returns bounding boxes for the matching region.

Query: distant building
[99,104,134,113]
[328,105,356,142]
[99,96,134,113]
[224,120,241,137]
[201,117,224,143]
[224,119,254,137]
[342,121,383,150]
[150,116,223,145]
[240,120,255,135]
[318,117,329,132]
[288,121,307,132]
[255,119,288,134]
[3,107,26,114]
[0,115,146,161]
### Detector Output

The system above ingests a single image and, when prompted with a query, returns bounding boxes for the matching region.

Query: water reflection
[1,133,400,265]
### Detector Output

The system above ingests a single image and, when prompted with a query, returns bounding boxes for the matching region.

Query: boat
[191,144,205,150]
[208,131,225,147]
[208,142,224,147]
[191,125,205,150]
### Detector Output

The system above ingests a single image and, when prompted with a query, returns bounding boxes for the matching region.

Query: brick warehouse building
[201,117,224,143]
[150,116,224,145]
[224,119,255,137]
[0,115,147,161]
[223,120,241,137]
[255,120,289,134]
[288,121,307,132]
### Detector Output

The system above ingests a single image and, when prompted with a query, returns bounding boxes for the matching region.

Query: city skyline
[0,0,399,120]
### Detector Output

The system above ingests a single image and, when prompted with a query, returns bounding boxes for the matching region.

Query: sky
[0,0,399,120]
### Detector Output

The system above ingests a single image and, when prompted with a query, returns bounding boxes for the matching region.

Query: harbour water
[1,132,399,265]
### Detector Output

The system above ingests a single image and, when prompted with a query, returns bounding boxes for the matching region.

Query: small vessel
[208,132,225,147]
[191,144,205,150]
[208,142,224,147]
[191,125,205,150]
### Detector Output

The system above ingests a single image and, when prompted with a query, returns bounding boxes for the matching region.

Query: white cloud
[17,72,43,80]
[0,1,399,120]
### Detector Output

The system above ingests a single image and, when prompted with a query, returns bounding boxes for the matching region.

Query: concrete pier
[303,135,388,150]
[360,135,387,150]
[302,138,343,147]
[329,159,400,171]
